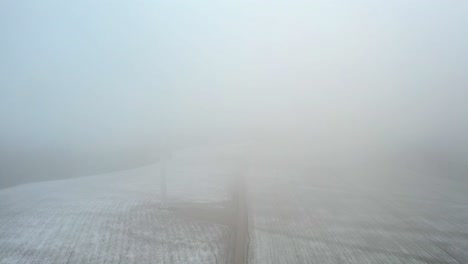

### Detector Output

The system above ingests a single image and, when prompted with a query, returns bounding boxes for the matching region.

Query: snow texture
[246,165,468,264]
[0,148,237,264]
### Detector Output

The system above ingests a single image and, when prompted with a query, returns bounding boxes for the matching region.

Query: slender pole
[159,102,169,209]
[160,150,168,209]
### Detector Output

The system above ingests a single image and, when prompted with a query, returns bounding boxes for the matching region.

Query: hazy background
[1,0,467,188]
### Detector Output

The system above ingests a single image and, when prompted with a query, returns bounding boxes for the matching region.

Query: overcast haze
[1,0,467,187]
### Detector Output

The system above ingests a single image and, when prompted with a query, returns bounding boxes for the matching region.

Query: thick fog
[1,0,467,188]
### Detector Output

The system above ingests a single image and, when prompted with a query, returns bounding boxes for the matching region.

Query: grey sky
[1,0,467,158]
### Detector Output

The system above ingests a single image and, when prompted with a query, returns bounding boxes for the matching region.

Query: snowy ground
[2,145,467,264]
[246,164,468,264]
[0,148,239,264]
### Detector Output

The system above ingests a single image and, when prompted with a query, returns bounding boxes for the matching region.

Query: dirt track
[233,165,249,264]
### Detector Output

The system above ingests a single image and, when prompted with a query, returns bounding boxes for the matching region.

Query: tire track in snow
[233,162,249,264]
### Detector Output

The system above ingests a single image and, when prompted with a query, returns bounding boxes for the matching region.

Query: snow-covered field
[0,148,238,264]
[246,164,468,264]
[2,144,467,264]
